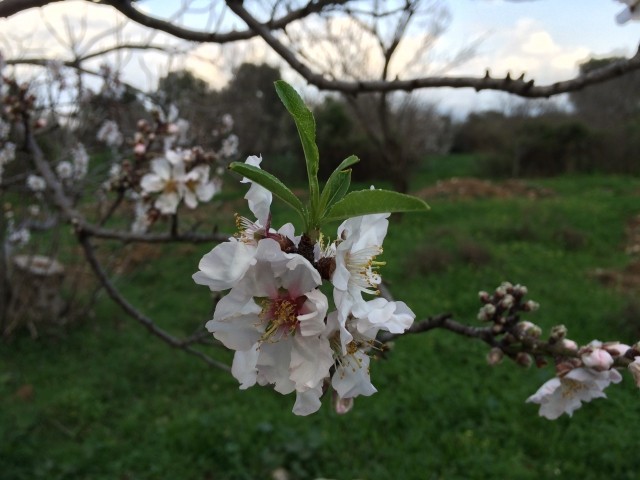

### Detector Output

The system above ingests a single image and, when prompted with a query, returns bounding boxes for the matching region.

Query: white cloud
[449,19,590,84]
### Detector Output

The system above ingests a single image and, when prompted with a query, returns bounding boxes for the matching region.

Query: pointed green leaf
[274,80,320,212]
[229,162,306,221]
[319,155,359,213]
[323,189,430,223]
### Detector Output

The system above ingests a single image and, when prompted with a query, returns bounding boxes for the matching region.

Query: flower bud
[522,300,540,312]
[334,396,354,415]
[512,284,528,297]
[501,294,515,309]
[478,291,490,303]
[477,304,496,321]
[549,324,567,341]
[561,338,578,352]
[515,352,532,368]
[515,321,541,338]
[628,357,640,388]
[534,355,548,368]
[486,348,504,366]
[581,347,614,371]
[134,143,146,156]
[604,342,631,357]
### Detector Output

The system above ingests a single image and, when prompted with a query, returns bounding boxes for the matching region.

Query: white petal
[155,192,180,214]
[232,345,259,389]
[332,352,377,398]
[290,336,333,389]
[292,385,323,416]
[193,240,257,291]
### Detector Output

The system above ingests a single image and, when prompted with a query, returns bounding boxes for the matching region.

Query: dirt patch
[592,213,640,291]
[413,177,555,200]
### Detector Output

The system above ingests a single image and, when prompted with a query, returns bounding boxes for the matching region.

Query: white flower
[330,213,389,334]
[56,161,73,180]
[7,226,30,246]
[140,157,185,214]
[71,143,89,180]
[96,120,123,147]
[220,134,239,158]
[131,200,152,234]
[351,297,415,337]
[193,156,275,291]
[615,0,640,23]
[207,238,333,414]
[182,165,218,209]
[326,312,377,400]
[221,113,234,131]
[526,367,622,420]
[27,174,46,192]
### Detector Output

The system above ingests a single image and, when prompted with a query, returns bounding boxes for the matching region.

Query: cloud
[449,19,590,84]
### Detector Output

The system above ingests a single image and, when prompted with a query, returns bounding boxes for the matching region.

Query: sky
[1,0,639,116]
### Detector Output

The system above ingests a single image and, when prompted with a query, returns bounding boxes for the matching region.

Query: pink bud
[581,348,614,371]
[334,396,353,415]
[604,342,631,357]
[134,143,146,155]
[486,348,503,366]
[561,339,578,352]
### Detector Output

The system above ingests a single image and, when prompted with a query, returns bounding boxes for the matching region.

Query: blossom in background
[526,367,622,419]
[96,120,123,147]
[56,161,73,180]
[221,113,234,132]
[131,199,153,234]
[193,155,272,291]
[26,174,46,192]
[220,134,239,158]
[0,141,15,181]
[139,156,186,214]
[182,165,218,209]
[71,144,89,180]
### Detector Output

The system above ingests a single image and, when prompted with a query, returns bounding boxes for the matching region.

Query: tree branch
[78,232,230,372]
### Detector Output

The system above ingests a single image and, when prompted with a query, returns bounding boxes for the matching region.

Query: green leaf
[229,162,306,221]
[319,155,360,212]
[274,80,320,214]
[323,189,430,223]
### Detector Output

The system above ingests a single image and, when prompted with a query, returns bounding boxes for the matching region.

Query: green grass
[2,157,640,479]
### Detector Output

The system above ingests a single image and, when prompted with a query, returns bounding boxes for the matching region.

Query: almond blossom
[329,213,390,349]
[526,367,622,420]
[140,156,186,214]
[182,165,219,209]
[207,238,333,415]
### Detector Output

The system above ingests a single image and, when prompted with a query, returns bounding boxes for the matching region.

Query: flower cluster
[193,156,415,415]
[98,109,232,233]
[477,282,640,420]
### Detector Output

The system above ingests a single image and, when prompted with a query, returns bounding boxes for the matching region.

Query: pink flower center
[260,293,305,341]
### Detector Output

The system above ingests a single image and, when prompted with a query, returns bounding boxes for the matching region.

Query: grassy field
[2,154,640,479]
